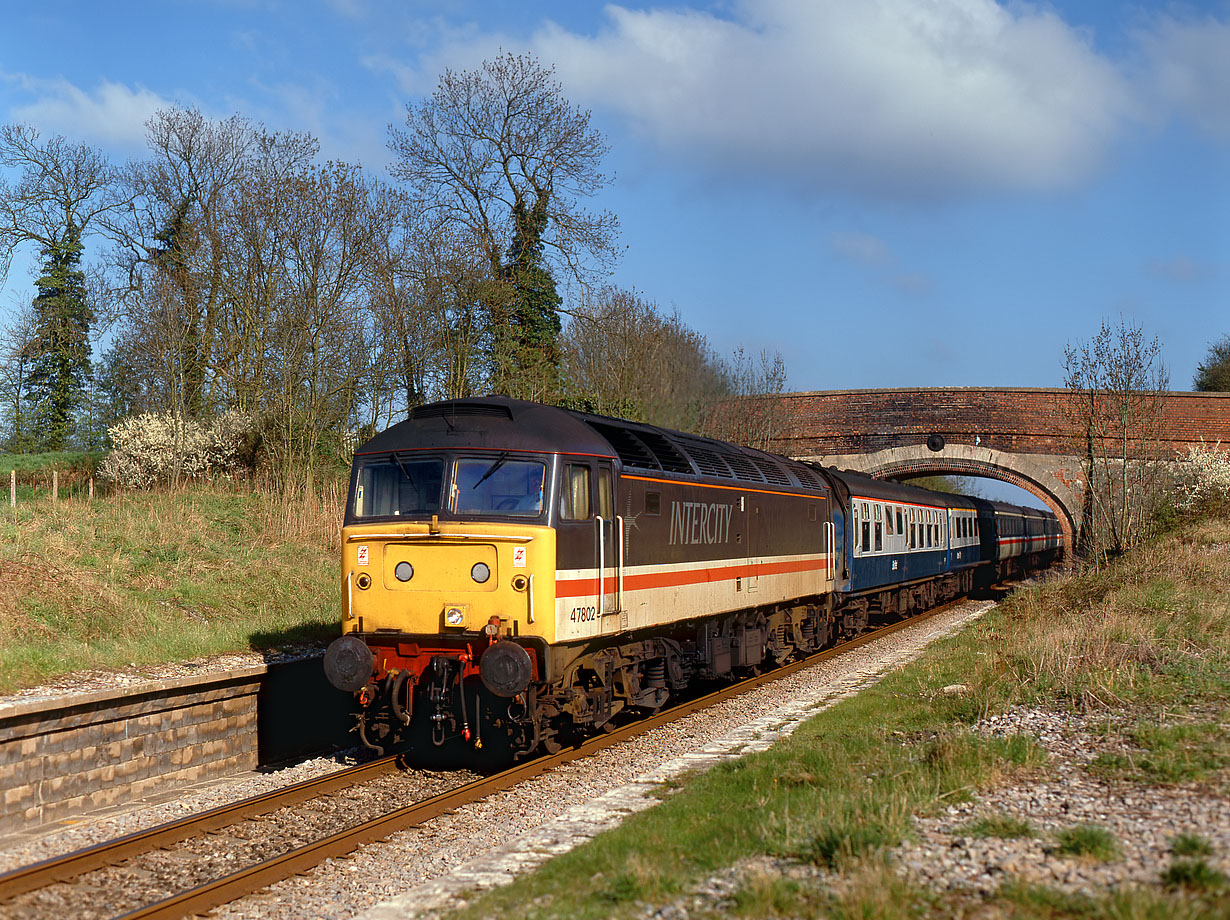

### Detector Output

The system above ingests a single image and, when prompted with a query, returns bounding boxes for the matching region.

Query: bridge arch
[870,450,1077,549]
[801,442,1083,550]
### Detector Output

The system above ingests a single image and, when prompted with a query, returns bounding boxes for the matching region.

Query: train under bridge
[762,387,1230,548]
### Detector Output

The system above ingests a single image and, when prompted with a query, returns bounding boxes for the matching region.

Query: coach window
[896,509,903,534]
[861,518,871,554]
[560,464,591,521]
[883,505,893,535]
[874,520,883,552]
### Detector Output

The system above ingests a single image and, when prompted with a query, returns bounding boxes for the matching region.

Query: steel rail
[0,754,403,902]
[116,609,945,920]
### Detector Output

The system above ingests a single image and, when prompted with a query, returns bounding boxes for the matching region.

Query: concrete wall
[0,667,263,835]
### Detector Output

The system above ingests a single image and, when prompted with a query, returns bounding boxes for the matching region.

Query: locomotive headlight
[445,606,465,626]
[394,561,414,582]
[471,562,491,584]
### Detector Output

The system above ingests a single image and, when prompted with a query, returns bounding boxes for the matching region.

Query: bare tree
[388,52,618,393]
[560,286,735,432]
[0,123,128,284]
[708,347,789,451]
[0,301,40,450]
[262,160,376,485]
[1063,317,1170,562]
[363,192,499,417]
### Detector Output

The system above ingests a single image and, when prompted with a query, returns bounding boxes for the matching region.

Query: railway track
[0,609,942,920]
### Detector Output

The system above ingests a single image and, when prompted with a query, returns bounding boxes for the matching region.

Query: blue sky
[1,0,1228,395]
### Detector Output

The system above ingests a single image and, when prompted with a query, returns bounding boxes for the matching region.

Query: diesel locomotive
[323,397,1062,762]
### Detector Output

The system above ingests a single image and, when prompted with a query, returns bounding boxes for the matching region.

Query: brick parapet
[766,388,1230,459]
[0,666,266,835]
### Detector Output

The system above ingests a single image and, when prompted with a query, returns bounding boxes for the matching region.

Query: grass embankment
[0,481,343,693]
[450,514,1230,920]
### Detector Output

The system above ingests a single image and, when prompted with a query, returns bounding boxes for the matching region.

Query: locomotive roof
[356,397,829,493]
[356,397,616,458]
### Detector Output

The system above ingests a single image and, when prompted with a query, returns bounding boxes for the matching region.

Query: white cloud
[4,74,173,152]
[1135,13,1230,140]
[535,0,1130,201]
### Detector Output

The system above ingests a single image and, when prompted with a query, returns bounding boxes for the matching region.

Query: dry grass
[0,478,344,691]
[983,520,1230,712]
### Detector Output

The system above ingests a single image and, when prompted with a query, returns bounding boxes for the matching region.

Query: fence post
[89,477,94,501]
[9,471,13,508]
[53,470,59,502]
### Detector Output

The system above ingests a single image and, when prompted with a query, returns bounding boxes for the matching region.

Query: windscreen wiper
[391,452,417,490]
[472,451,508,489]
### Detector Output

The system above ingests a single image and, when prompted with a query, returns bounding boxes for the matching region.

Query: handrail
[595,515,605,619]
[616,515,625,614]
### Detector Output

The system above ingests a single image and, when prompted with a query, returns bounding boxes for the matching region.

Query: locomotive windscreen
[353,456,444,518]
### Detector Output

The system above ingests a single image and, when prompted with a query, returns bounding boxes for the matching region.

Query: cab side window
[560,464,591,521]
[597,469,614,519]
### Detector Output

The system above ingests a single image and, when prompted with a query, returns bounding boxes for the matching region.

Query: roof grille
[724,452,765,482]
[635,430,695,474]
[752,457,792,486]
[792,465,824,490]
[683,445,733,479]
[586,422,660,470]
[412,402,513,421]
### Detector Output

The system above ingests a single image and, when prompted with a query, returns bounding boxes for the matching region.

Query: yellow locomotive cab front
[341,520,557,643]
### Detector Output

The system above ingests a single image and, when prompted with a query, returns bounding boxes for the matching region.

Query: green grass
[1172,833,1215,858]
[0,451,101,473]
[959,812,1036,839]
[1049,824,1120,861]
[1091,721,1230,784]
[1161,858,1227,892]
[0,480,343,692]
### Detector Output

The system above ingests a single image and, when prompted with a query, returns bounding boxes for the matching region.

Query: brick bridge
[761,387,1230,547]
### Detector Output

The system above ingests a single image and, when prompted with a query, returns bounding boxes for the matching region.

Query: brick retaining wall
[0,667,264,835]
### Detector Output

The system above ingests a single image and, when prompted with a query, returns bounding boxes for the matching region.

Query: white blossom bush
[1173,442,1230,510]
[100,411,257,488]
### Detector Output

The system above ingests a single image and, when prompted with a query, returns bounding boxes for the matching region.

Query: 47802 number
[569,605,597,623]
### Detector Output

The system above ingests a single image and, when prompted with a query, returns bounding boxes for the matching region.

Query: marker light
[471,562,491,584]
